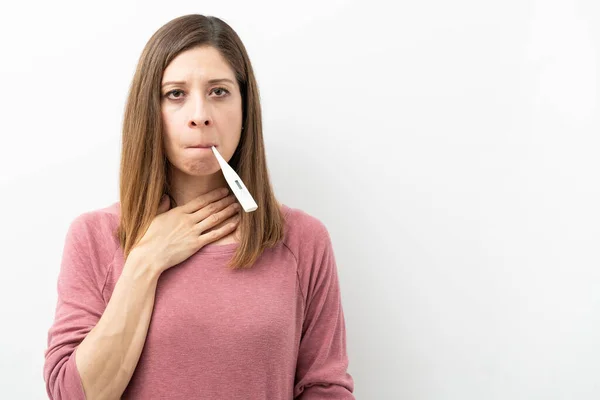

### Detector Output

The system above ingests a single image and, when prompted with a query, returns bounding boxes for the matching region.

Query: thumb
[158,194,171,213]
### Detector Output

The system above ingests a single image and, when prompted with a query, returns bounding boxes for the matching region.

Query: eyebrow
[161,78,235,88]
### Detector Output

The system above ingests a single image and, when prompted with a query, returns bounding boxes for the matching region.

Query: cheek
[161,110,182,145]
[160,118,177,158]
[161,109,176,130]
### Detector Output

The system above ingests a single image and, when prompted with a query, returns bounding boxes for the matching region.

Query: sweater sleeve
[43,213,109,400]
[293,226,355,399]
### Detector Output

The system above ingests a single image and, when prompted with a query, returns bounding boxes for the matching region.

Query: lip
[187,144,216,149]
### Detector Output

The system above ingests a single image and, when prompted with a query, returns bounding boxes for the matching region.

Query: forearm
[74,249,162,400]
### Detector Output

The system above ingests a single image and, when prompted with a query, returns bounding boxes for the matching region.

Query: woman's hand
[133,187,241,274]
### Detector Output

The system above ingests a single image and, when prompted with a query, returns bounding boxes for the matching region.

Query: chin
[175,158,222,176]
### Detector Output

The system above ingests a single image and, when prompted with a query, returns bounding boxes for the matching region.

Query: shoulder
[279,203,333,266]
[64,201,121,265]
[67,201,120,237]
[280,203,330,244]
[279,204,339,308]
[56,202,122,297]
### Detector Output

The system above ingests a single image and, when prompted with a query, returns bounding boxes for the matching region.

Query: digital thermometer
[211,146,258,213]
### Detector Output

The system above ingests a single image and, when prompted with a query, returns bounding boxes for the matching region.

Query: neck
[168,168,229,208]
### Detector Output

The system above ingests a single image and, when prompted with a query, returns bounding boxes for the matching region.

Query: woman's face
[160,45,243,177]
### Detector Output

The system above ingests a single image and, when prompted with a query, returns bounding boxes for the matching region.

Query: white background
[1,0,599,399]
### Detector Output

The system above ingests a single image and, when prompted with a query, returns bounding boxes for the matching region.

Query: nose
[188,94,212,128]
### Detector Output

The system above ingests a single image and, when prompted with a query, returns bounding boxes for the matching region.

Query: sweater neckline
[194,203,290,255]
[197,241,240,254]
[107,202,290,255]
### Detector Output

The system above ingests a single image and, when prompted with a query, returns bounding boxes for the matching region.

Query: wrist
[125,247,164,280]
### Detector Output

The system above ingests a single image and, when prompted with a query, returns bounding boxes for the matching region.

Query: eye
[163,87,230,101]
[211,87,230,97]
[164,89,184,100]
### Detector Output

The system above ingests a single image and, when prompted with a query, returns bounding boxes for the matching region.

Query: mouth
[187,144,216,149]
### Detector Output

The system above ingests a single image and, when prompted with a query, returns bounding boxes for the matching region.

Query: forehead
[162,46,235,82]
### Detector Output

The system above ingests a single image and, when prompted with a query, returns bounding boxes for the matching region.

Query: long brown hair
[116,14,284,269]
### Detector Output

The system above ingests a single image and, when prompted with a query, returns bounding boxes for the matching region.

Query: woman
[43,14,354,399]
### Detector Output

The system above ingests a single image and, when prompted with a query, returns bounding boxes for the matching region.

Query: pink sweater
[43,202,354,399]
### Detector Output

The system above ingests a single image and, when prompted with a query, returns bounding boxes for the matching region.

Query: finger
[190,194,237,223]
[182,187,230,214]
[198,213,241,247]
[195,202,240,232]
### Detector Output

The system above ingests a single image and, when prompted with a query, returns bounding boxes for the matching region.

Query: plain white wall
[1,0,599,398]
